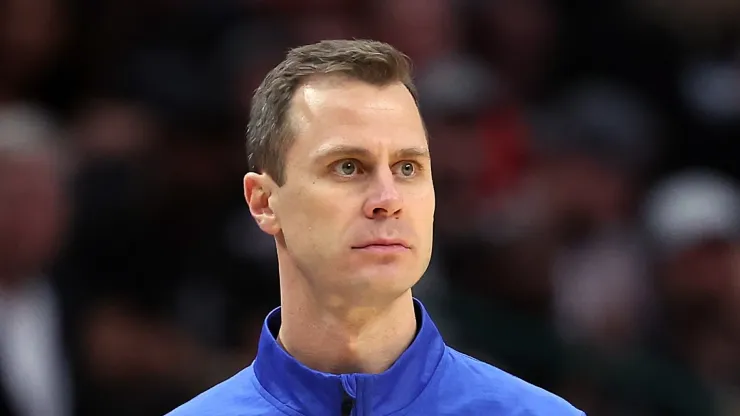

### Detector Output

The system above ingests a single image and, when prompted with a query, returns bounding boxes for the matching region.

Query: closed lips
[352,239,410,249]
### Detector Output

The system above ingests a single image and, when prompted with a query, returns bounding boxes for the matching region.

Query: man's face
[256,78,434,304]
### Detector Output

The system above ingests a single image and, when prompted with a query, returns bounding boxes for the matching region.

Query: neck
[277,272,417,375]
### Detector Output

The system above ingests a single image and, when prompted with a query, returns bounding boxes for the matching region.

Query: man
[167,39,584,415]
[0,105,76,416]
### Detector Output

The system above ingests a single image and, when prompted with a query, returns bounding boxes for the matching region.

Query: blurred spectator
[421,56,498,237]
[538,81,659,350]
[641,170,740,415]
[645,170,740,373]
[56,99,280,415]
[0,105,74,416]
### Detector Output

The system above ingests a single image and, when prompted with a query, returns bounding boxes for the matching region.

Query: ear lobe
[244,172,280,235]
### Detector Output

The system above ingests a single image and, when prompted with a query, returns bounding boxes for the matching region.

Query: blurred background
[1,0,740,415]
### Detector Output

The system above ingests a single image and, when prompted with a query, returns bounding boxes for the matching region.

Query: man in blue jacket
[167,39,585,416]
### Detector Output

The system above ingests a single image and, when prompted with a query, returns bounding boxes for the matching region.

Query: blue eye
[394,161,418,177]
[400,162,415,177]
[335,160,360,176]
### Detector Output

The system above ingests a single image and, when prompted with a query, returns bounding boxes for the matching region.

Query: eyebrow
[312,145,431,162]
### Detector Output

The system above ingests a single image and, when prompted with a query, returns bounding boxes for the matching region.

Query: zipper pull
[341,389,355,416]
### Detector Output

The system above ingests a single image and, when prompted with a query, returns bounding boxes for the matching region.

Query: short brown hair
[246,39,419,185]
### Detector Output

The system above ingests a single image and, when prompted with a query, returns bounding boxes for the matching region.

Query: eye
[333,159,362,176]
[394,161,418,177]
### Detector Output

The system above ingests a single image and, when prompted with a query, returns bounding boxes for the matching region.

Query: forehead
[287,78,427,158]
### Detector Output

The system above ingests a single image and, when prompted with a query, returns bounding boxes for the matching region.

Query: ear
[244,172,281,236]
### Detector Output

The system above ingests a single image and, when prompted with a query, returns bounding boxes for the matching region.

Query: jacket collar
[253,298,446,414]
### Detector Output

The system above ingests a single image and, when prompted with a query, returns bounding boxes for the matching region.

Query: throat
[276,294,418,374]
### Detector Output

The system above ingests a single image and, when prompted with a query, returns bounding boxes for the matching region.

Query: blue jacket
[167,299,585,415]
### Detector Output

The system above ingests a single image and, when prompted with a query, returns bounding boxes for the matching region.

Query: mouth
[352,239,411,252]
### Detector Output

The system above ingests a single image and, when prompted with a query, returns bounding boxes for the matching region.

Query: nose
[363,170,403,219]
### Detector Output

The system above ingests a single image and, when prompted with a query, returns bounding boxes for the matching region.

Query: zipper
[341,389,355,416]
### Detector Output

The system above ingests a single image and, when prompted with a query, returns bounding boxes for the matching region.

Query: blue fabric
[167,299,585,415]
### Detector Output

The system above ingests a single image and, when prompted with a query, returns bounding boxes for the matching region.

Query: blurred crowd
[1,0,740,415]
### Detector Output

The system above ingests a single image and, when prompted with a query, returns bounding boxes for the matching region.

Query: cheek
[404,186,435,243]
[278,188,351,246]
[408,184,436,217]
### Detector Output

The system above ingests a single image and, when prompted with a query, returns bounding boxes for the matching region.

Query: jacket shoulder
[165,366,277,416]
[440,347,585,415]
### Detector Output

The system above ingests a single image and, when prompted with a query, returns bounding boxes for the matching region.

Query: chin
[352,263,421,288]
[342,280,415,307]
